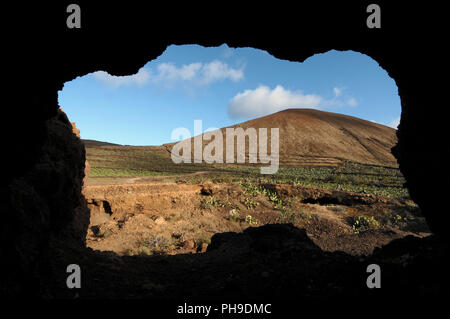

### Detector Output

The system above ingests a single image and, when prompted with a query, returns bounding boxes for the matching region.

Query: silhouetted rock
[1,109,89,296]
[2,3,447,299]
[208,224,321,255]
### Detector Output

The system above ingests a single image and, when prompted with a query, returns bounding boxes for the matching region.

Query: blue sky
[58,44,401,146]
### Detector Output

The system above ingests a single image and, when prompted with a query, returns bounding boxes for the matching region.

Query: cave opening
[2,34,446,301]
[2,0,447,302]
[56,44,430,259]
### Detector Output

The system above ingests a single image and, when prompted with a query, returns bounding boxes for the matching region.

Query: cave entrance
[58,44,428,257]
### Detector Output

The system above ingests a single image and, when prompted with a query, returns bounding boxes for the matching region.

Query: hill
[82,109,407,199]
[166,108,398,167]
[81,139,121,147]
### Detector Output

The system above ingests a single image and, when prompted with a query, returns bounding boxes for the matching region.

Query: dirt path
[85,171,210,186]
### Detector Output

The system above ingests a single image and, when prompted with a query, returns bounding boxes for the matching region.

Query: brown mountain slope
[167,108,398,167]
[81,139,121,147]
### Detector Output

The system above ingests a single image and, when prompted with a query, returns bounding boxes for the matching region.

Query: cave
[1,2,448,307]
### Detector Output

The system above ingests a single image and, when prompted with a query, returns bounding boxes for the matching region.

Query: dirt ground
[84,179,430,257]
[39,178,447,303]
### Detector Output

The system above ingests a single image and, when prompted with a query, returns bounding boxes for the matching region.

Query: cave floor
[45,225,447,301]
[42,182,448,302]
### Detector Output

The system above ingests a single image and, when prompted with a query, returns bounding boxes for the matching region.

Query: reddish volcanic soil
[84,181,430,257]
[165,108,399,167]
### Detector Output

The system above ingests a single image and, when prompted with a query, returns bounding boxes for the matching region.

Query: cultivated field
[82,109,428,258]
[85,144,409,199]
[83,143,429,258]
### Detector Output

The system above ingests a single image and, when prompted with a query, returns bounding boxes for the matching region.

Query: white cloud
[347,97,358,106]
[228,85,361,118]
[228,85,322,118]
[156,62,202,82]
[92,60,243,88]
[388,117,400,129]
[93,68,150,88]
[153,60,243,86]
[333,87,342,97]
[201,60,243,83]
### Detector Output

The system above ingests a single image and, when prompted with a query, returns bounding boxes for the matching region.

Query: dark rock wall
[1,2,446,296]
[1,109,89,296]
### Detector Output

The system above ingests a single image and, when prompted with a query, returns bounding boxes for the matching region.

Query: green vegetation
[390,214,408,228]
[85,145,410,199]
[201,196,222,209]
[278,209,299,224]
[201,195,239,210]
[382,213,409,229]
[245,214,259,225]
[228,212,241,222]
[349,215,380,234]
[89,167,175,177]
[222,196,239,210]
[226,211,258,225]
[239,180,270,196]
[243,197,259,209]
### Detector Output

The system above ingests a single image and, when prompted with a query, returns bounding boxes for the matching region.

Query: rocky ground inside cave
[38,181,449,302]
[43,223,448,305]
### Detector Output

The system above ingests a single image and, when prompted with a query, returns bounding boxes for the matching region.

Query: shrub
[228,214,241,222]
[140,235,172,255]
[278,209,299,224]
[243,197,259,209]
[273,198,284,210]
[201,196,222,209]
[245,214,259,225]
[228,210,242,222]
[349,215,380,234]
[389,213,408,228]
[240,180,265,196]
